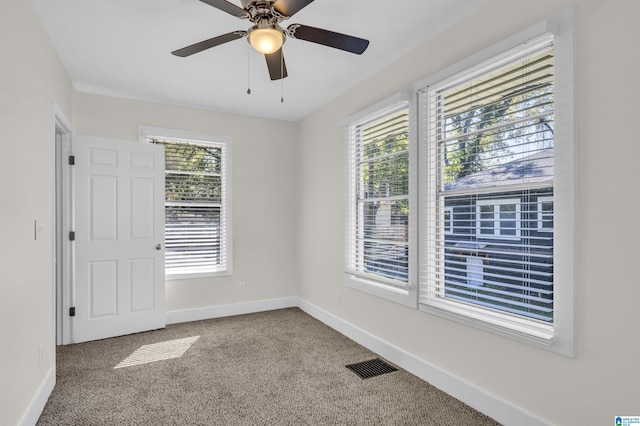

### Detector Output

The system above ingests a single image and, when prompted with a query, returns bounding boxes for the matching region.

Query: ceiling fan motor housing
[242,0,285,22]
[240,0,274,8]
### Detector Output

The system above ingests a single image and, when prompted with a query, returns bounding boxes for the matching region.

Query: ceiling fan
[172,0,370,80]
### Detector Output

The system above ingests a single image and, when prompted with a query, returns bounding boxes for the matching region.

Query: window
[538,196,554,232]
[416,14,576,355]
[444,207,453,235]
[140,127,232,279]
[476,199,521,239]
[344,94,416,307]
[422,36,556,336]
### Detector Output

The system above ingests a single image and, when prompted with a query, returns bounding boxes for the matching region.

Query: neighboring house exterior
[362,149,555,323]
[442,149,554,322]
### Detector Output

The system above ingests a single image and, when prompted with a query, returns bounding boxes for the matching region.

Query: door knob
[156,244,162,250]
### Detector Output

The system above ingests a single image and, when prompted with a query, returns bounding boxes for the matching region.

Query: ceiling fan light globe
[249,28,284,54]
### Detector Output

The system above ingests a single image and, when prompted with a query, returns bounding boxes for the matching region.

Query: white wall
[0,1,73,425]
[4,0,640,424]
[71,92,298,314]
[296,0,640,424]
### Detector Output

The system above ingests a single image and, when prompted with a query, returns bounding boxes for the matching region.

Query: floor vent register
[346,358,398,379]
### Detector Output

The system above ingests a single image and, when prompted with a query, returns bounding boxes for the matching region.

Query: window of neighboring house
[476,199,521,239]
[344,94,416,307]
[416,12,576,356]
[444,207,453,234]
[538,196,554,232]
[140,126,232,279]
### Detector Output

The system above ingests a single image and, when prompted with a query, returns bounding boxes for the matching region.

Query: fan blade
[199,0,248,18]
[265,49,288,80]
[172,31,246,57]
[287,24,369,55]
[273,0,315,17]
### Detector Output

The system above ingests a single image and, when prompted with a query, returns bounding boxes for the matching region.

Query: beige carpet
[38,308,500,425]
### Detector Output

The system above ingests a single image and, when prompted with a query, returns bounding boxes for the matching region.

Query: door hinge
[68,155,75,165]
[69,307,76,317]
[69,231,75,241]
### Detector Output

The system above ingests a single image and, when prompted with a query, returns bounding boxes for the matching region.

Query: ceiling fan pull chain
[280,51,284,103]
[247,44,252,95]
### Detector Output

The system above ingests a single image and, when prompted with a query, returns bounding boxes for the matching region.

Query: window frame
[139,126,233,280]
[414,10,575,356]
[343,92,418,308]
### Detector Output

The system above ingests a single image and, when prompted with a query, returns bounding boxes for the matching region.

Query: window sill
[165,270,232,281]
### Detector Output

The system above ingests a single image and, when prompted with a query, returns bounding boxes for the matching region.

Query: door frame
[53,103,73,345]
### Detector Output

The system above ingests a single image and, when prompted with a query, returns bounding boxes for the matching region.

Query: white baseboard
[296,298,549,426]
[165,297,299,325]
[19,366,55,426]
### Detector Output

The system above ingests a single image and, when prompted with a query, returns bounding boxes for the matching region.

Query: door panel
[90,175,117,240]
[73,135,165,343]
[89,260,118,318]
[130,258,155,312]
[130,178,154,239]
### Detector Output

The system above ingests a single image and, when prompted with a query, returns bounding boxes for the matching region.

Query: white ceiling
[32,0,488,122]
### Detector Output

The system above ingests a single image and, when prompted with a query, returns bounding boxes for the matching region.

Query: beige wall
[0,0,73,425]
[72,92,299,313]
[3,0,640,424]
[296,0,640,424]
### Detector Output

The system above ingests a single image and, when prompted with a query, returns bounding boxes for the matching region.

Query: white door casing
[72,135,165,343]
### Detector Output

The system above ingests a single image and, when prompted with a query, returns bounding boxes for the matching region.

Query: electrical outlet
[38,344,44,365]
[239,281,246,292]
[336,293,342,305]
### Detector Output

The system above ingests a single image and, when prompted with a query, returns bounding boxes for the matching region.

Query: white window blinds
[150,137,230,276]
[419,34,556,339]
[345,102,411,292]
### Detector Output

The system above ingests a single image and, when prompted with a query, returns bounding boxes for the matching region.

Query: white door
[72,135,165,343]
